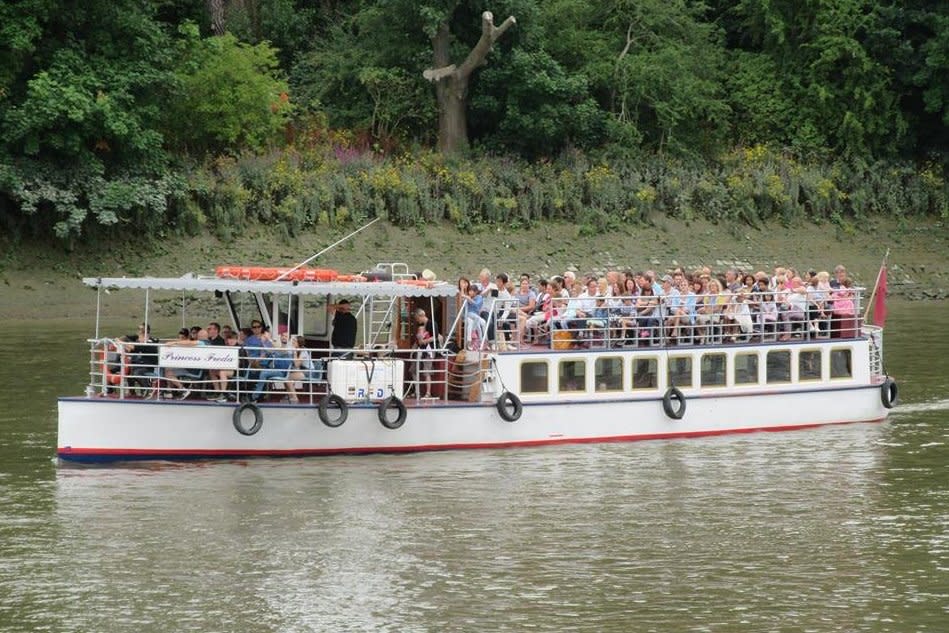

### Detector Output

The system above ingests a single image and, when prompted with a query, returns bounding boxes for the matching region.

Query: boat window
[558,360,587,393]
[594,357,624,392]
[520,362,549,393]
[830,348,853,379]
[734,353,759,385]
[632,358,658,390]
[302,295,330,337]
[798,350,822,381]
[700,353,727,387]
[668,356,693,388]
[766,350,791,383]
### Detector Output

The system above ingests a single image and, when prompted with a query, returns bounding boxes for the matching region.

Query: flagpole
[862,248,890,323]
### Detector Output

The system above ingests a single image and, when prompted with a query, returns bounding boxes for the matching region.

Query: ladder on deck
[365,263,416,348]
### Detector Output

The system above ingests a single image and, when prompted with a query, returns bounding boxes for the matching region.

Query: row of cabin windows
[520,349,853,394]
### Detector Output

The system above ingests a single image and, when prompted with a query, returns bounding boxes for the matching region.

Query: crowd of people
[111,319,322,402]
[456,264,861,350]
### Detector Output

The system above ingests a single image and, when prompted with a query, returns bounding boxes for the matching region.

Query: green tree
[0,0,176,239]
[539,0,729,156]
[721,0,905,157]
[164,25,292,154]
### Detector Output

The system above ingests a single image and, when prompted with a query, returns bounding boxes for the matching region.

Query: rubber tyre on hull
[233,402,264,436]
[662,386,686,420]
[318,394,349,427]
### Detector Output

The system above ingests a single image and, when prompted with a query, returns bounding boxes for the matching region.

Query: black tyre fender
[880,377,898,409]
[662,386,686,420]
[496,391,523,422]
[318,394,348,428]
[233,402,264,436]
[378,396,407,430]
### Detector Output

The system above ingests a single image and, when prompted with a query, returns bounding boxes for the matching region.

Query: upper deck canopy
[83,275,459,298]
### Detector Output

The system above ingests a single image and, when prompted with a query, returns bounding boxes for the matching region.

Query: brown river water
[0,301,946,632]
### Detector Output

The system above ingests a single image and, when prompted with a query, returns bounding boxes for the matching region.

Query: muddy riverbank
[1,216,946,321]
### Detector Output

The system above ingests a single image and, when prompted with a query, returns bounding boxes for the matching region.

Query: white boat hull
[58,384,888,463]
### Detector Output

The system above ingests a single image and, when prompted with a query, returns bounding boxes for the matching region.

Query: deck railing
[460,288,865,351]
[86,340,493,404]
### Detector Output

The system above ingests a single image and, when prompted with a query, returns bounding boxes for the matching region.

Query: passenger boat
[57,262,898,463]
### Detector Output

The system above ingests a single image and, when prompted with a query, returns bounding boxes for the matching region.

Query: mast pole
[275,217,381,281]
[862,248,890,324]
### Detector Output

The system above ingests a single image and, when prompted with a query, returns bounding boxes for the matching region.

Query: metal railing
[459,288,867,351]
[85,339,493,405]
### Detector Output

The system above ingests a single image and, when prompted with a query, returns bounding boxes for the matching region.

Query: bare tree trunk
[424,11,516,154]
[208,0,226,35]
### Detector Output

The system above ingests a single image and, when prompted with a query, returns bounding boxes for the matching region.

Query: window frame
[558,358,588,393]
[631,356,660,391]
[766,350,792,384]
[829,347,854,380]
[733,352,760,386]
[699,352,728,388]
[797,348,823,382]
[667,355,694,389]
[594,356,625,393]
[519,360,551,394]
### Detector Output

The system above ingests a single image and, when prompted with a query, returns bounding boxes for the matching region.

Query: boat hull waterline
[58,384,887,463]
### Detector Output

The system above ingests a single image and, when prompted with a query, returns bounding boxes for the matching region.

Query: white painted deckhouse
[58,262,898,463]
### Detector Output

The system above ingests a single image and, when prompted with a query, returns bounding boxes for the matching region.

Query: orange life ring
[215,266,338,282]
[396,279,432,287]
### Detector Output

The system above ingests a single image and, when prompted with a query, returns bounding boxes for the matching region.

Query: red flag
[873,266,887,327]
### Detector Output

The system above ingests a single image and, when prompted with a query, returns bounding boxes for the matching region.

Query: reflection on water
[0,303,947,632]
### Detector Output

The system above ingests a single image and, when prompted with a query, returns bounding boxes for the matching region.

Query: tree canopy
[1,0,946,240]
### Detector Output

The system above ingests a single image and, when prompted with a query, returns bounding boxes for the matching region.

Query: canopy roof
[83,275,458,298]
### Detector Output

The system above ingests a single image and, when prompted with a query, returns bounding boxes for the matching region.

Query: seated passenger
[779,277,808,340]
[513,276,538,346]
[524,279,550,345]
[831,278,856,338]
[249,329,297,402]
[635,286,660,342]
[129,323,159,380]
[209,331,239,401]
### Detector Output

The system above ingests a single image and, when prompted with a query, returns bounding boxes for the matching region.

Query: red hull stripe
[58,417,886,461]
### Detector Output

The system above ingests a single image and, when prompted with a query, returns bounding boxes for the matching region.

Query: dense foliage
[0,0,946,242]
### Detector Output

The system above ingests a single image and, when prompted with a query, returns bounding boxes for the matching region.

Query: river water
[0,302,946,632]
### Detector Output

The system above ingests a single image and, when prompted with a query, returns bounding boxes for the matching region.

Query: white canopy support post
[95,282,102,340]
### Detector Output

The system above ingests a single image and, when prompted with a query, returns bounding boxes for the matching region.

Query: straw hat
[421,269,437,281]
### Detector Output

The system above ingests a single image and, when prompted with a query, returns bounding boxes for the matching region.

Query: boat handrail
[467,287,867,351]
[82,340,490,404]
